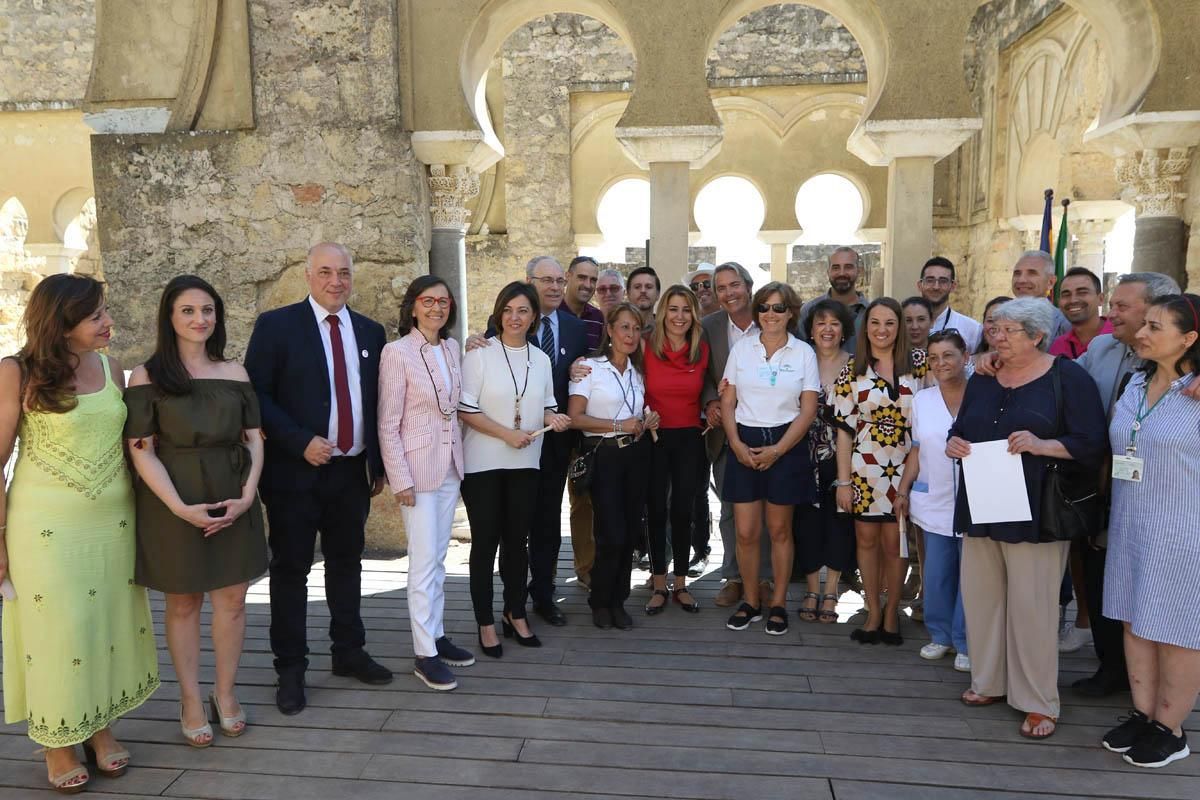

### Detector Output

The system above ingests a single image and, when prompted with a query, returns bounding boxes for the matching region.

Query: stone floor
[2,502,1198,799]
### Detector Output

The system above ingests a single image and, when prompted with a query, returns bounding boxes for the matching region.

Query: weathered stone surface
[787,245,880,305]
[0,0,95,105]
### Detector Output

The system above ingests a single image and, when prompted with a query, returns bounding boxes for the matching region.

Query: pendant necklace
[501,341,531,429]
[421,341,456,419]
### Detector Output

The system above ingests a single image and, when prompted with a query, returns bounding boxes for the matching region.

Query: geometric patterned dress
[2,356,159,746]
[830,351,929,520]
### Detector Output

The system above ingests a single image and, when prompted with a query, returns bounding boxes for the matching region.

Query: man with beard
[1050,267,1112,359]
[799,247,868,351]
[627,266,661,333]
[562,255,606,351]
[1010,250,1071,341]
[687,264,720,317]
[919,256,983,353]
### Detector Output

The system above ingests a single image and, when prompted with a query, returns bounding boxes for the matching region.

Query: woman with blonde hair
[643,285,712,614]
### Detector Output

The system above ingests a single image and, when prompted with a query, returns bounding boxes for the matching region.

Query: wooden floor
[2,499,1198,800]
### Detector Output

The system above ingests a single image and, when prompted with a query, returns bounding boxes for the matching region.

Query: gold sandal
[83,737,130,778]
[210,693,247,737]
[180,703,214,747]
[41,749,89,795]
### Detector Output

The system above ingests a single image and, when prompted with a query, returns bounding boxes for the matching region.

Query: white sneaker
[954,653,971,672]
[1058,623,1094,653]
[920,642,952,660]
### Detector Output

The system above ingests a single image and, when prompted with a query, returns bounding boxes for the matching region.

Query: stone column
[427,164,480,344]
[1115,148,1192,287]
[1071,218,1117,277]
[648,162,690,282]
[758,230,802,283]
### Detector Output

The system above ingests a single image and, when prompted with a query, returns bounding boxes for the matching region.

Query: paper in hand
[960,440,1033,524]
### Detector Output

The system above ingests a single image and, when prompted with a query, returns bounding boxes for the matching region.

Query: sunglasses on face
[690,280,712,291]
[756,303,788,314]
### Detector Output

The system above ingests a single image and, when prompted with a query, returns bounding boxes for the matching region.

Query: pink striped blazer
[378,329,465,493]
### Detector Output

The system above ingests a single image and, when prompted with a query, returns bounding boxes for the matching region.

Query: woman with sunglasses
[831,297,930,646]
[720,282,819,635]
[895,329,971,671]
[379,276,474,691]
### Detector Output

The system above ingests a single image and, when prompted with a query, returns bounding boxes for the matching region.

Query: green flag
[1053,199,1069,302]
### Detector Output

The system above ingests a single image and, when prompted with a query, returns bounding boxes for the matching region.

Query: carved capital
[1115,147,1193,218]
[428,164,480,230]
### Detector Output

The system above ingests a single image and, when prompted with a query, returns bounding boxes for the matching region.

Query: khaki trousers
[567,465,595,580]
[961,536,1070,718]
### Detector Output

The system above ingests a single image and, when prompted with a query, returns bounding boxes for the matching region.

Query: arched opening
[693,176,770,284]
[794,173,865,244]
[581,177,650,265]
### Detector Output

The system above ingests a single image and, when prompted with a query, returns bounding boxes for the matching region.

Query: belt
[594,435,635,449]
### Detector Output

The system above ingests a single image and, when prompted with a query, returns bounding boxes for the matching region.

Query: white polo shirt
[723,332,820,428]
[909,386,958,537]
[569,356,646,438]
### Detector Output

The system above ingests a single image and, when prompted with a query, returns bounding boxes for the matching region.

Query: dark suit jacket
[244,299,387,492]
[700,310,734,462]
[486,307,589,411]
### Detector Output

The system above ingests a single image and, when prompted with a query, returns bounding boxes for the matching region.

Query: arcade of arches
[2,0,1199,546]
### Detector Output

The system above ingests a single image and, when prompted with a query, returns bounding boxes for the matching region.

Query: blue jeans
[923,530,967,653]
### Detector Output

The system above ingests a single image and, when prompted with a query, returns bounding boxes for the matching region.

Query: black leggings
[590,438,650,609]
[793,457,856,575]
[648,428,705,577]
[461,468,539,626]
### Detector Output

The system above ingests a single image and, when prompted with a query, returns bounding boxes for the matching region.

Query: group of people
[1,242,1198,794]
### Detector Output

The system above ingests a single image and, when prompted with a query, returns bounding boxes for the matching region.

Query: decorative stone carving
[1115,148,1193,218]
[428,164,480,230]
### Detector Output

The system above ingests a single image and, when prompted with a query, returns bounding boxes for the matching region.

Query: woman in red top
[643,285,713,614]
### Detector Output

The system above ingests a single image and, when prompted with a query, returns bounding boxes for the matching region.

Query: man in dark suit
[244,242,392,715]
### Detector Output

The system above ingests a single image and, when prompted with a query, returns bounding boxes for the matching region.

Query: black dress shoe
[611,606,633,630]
[332,651,394,685]
[592,607,613,629]
[1073,671,1130,697]
[276,672,306,715]
[534,603,568,627]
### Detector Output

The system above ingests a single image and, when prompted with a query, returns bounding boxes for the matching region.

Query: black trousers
[1083,541,1127,677]
[794,458,856,575]
[264,454,370,675]
[461,468,539,626]
[526,429,573,608]
[691,449,713,558]
[590,437,650,609]
[648,428,705,577]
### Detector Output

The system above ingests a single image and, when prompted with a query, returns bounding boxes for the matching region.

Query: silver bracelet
[832,480,852,487]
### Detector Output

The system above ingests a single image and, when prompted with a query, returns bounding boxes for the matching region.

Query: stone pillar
[1072,218,1117,277]
[884,157,936,298]
[648,161,690,282]
[758,230,802,283]
[1114,148,1192,287]
[427,164,480,344]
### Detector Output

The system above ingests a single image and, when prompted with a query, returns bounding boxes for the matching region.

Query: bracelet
[832,480,852,487]
[895,492,909,499]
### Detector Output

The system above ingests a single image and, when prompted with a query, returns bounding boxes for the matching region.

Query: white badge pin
[361,349,369,358]
[560,347,566,355]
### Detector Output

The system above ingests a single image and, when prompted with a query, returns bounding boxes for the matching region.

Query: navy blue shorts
[720,423,816,506]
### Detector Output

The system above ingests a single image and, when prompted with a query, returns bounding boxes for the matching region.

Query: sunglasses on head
[756,303,788,314]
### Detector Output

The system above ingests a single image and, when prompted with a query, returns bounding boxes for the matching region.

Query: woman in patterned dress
[0,274,159,793]
[831,298,928,645]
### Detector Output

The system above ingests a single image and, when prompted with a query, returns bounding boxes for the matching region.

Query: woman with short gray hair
[945,296,1107,740]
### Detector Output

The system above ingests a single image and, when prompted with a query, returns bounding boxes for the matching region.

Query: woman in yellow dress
[0,274,159,793]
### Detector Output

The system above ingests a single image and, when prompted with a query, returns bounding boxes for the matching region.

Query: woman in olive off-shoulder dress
[1,274,159,793]
[124,275,266,748]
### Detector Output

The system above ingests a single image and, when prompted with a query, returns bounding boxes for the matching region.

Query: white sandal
[39,748,89,795]
[209,693,247,737]
[180,703,213,747]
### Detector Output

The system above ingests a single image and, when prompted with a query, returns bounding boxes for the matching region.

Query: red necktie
[326,315,354,453]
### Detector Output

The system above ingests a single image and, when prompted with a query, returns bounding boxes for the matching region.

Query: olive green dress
[123,379,267,594]
[2,356,160,746]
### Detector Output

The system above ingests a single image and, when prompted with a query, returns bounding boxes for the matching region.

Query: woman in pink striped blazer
[378,275,473,691]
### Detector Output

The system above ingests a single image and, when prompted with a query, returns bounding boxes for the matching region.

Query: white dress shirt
[931,305,983,354]
[459,339,557,472]
[728,316,759,350]
[308,295,364,455]
[723,332,820,428]
[570,356,645,437]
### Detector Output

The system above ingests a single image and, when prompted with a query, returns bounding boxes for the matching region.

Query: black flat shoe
[276,671,306,715]
[672,586,700,613]
[1073,671,1130,697]
[879,628,903,646]
[332,651,394,685]
[592,607,613,629]
[850,628,880,644]
[502,615,543,647]
[644,588,669,615]
[611,606,634,630]
[534,603,568,627]
[478,627,503,659]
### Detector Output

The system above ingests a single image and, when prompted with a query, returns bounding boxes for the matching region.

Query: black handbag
[1039,358,1102,542]
[568,441,599,494]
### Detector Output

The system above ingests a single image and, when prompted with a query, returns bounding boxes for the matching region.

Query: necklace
[500,341,531,430]
[420,341,456,419]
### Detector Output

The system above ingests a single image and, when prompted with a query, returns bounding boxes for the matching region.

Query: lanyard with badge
[611,364,638,419]
[1113,384,1164,482]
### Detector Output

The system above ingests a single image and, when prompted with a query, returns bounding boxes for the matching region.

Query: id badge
[1112,454,1144,482]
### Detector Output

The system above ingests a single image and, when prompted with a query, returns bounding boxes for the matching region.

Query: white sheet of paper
[960,440,1033,524]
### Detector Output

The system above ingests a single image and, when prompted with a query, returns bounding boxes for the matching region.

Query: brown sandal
[798,592,819,622]
[1019,712,1057,739]
[960,689,1004,706]
[818,593,839,624]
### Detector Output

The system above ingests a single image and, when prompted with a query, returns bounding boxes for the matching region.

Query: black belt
[593,435,635,449]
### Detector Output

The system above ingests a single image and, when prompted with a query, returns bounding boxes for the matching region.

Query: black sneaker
[1102,709,1150,753]
[413,656,457,691]
[726,603,762,631]
[764,606,788,636]
[1123,721,1190,768]
[435,636,475,667]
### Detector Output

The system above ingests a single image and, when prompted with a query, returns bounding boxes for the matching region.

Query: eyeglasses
[595,286,623,294]
[992,325,1026,338]
[531,277,568,288]
[756,303,788,314]
[690,280,712,291]
[417,296,453,309]
[920,277,954,288]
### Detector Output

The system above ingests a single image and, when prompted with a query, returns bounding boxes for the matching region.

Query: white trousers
[400,471,461,658]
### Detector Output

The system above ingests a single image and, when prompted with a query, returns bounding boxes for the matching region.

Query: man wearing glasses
[687,264,720,317]
[798,246,868,351]
[562,255,606,351]
[594,269,626,314]
[919,256,983,353]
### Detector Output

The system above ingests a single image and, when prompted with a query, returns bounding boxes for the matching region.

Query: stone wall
[787,244,880,303]
[0,0,95,106]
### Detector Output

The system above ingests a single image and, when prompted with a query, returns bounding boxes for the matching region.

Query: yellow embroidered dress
[2,357,159,746]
